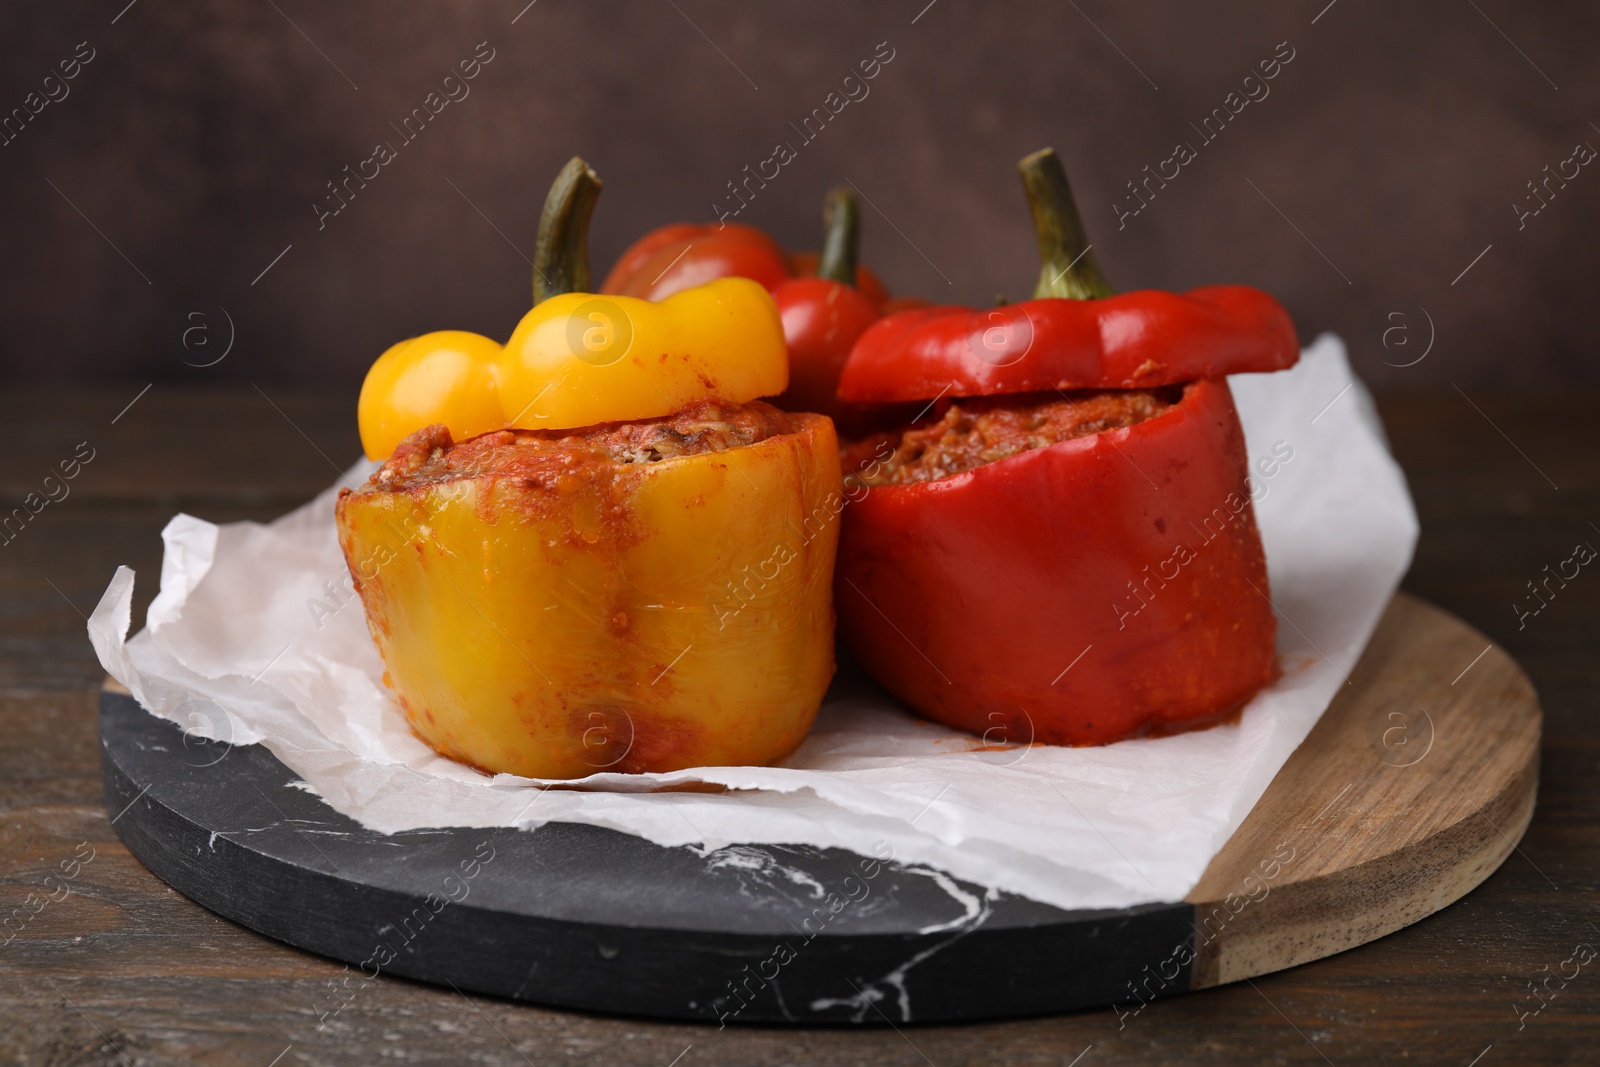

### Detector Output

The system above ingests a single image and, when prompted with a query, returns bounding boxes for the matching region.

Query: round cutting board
[98,592,1539,1025]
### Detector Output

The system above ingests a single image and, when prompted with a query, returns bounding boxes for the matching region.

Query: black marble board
[99,688,1197,1026]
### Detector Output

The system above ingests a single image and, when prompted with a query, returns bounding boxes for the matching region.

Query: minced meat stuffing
[845,388,1180,486]
[369,399,798,492]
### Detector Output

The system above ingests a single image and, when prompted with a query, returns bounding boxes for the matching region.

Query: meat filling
[369,399,798,492]
[846,387,1181,486]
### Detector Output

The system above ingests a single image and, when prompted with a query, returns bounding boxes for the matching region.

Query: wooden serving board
[98,592,1538,1025]
[1183,592,1539,992]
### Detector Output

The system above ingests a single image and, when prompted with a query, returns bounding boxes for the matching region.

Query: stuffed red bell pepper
[601,189,916,423]
[835,148,1299,746]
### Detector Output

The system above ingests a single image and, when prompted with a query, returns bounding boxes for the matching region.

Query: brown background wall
[1,1,1595,391]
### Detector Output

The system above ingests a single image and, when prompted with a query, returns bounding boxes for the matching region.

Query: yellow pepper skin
[334,414,841,779]
[499,277,787,433]
[355,279,787,460]
[358,331,504,461]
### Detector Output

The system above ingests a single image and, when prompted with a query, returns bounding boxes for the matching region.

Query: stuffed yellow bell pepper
[335,158,840,779]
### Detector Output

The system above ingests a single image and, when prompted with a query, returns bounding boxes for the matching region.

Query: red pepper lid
[837,149,1299,403]
[837,286,1299,402]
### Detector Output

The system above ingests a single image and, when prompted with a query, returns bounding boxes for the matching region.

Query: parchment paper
[90,334,1416,912]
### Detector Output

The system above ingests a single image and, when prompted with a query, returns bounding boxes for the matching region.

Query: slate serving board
[99,592,1538,1025]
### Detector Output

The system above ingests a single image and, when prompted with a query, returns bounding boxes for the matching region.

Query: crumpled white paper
[90,335,1416,912]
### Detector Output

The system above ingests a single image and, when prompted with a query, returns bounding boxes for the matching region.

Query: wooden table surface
[1,385,1594,1066]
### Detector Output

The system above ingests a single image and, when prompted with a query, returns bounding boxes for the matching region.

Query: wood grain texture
[1,387,1595,1066]
[1187,593,1540,988]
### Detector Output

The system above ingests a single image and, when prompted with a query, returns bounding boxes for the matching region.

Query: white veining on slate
[700,844,829,902]
[767,978,796,1023]
[810,870,999,1023]
[208,826,275,850]
[911,867,983,935]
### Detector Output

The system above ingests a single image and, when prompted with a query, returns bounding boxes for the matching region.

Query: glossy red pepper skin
[836,379,1276,746]
[837,286,1296,402]
[787,251,890,306]
[772,277,883,418]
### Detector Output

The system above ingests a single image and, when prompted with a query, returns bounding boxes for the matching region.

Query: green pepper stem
[533,156,602,304]
[1018,148,1114,300]
[815,186,860,286]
